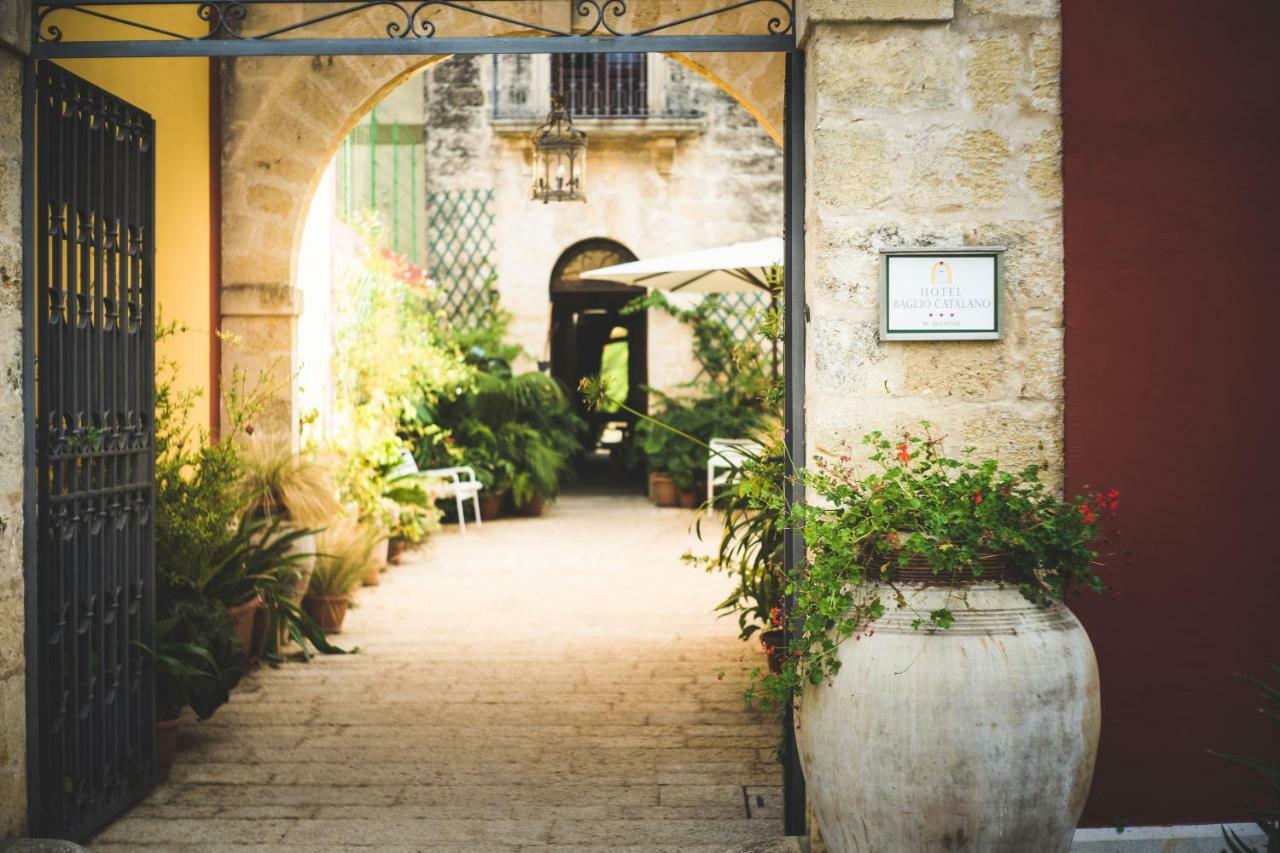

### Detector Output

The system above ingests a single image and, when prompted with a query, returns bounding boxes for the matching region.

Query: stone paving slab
[92,494,789,851]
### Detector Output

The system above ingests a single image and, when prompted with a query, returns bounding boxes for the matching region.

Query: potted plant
[381,469,440,562]
[762,428,1115,852]
[495,421,569,517]
[305,521,375,633]
[635,401,686,507]
[687,441,787,671]
[194,514,321,666]
[143,600,239,781]
[234,434,341,603]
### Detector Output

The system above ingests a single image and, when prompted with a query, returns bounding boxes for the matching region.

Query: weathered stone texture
[220,285,304,438]
[803,1,1064,487]
[802,0,955,25]
[0,32,27,837]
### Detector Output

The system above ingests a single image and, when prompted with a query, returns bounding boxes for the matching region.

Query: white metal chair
[707,438,764,506]
[423,466,485,533]
[394,450,485,534]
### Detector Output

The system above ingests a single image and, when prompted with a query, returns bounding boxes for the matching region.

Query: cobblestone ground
[93,493,792,852]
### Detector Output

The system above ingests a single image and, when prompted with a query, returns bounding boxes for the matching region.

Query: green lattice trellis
[698,291,782,380]
[427,189,497,326]
[705,291,771,341]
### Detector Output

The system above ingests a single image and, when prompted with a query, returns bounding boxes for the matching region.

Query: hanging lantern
[531,94,587,203]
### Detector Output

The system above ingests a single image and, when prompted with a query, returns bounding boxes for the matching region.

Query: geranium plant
[749,426,1118,710]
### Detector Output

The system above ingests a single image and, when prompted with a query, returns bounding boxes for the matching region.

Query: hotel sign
[880,248,1004,341]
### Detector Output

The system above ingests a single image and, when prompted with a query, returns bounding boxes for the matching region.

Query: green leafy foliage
[325,222,464,533]
[616,289,777,493]
[154,321,243,600]
[144,604,239,722]
[1213,667,1280,852]
[746,426,1117,711]
[401,298,585,509]
[636,390,770,491]
[687,441,786,640]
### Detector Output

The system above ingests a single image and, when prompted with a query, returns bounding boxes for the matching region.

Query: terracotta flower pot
[363,538,389,586]
[647,472,661,503]
[478,490,504,520]
[387,536,407,564]
[760,628,786,675]
[302,594,350,634]
[155,716,182,782]
[226,597,259,666]
[677,489,699,509]
[651,473,678,507]
[516,495,546,517]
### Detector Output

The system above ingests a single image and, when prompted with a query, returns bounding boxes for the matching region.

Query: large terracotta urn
[796,575,1101,853]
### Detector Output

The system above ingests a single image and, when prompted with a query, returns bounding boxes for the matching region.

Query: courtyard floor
[92,493,792,852]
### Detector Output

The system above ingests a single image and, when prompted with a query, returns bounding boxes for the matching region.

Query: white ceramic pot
[796,581,1101,853]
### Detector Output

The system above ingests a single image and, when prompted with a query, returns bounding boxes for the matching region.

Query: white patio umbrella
[579,237,784,293]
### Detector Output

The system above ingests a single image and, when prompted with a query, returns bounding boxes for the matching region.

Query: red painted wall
[1063,0,1280,828]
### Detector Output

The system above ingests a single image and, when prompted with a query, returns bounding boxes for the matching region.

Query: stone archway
[218,9,785,435]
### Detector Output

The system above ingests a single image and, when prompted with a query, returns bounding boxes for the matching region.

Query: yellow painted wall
[57,7,213,427]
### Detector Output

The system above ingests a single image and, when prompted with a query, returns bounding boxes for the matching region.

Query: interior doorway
[548,239,648,484]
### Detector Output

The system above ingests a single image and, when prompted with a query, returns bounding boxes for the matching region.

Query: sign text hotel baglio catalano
[880,248,1005,341]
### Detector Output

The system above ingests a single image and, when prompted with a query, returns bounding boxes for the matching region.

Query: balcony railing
[552,53,647,118]
[491,54,701,122]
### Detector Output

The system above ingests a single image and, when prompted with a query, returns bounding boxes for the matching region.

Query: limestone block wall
[801,0,1064,483]
[0,2,27,835]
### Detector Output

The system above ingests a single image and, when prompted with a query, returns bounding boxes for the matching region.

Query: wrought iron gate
[28,61,157,840]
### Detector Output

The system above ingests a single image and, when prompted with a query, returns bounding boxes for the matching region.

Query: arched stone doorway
[219,41,784,435]
[548,238,646,454]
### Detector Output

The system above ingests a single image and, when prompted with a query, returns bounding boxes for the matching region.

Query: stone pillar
[0,0,28,835]
[797,0,1062,842]
[220,283,303,441]
[800,0,1064,484]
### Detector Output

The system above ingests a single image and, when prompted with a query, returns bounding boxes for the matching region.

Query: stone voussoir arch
[219,3,786,434]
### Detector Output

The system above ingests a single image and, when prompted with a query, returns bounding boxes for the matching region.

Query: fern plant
[1214,667,1280,852]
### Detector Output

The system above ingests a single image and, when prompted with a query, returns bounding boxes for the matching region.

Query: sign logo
[930,261,953,285]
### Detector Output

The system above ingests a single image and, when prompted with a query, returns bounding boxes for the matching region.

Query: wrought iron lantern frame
[21,0,809,841]
[532,93,588,202]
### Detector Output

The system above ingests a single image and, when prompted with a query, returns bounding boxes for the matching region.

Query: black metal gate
[27,61,157,840]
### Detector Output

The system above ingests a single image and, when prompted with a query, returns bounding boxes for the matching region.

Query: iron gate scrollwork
[30,61,157,840]
[31,0,795,58]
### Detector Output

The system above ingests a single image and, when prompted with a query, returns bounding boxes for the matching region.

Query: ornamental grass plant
[235,433,342,528]
[309,520,378,599]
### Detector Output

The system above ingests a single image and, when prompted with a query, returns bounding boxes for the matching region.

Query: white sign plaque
[880,248,1004,341]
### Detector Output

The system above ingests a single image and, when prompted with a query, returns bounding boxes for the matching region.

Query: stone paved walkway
[93,493,792,852]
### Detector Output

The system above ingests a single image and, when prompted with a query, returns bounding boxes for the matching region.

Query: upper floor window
[551,53,649,118]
